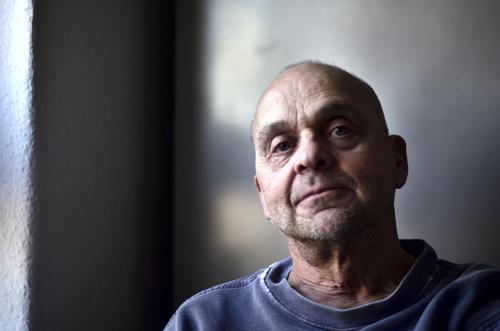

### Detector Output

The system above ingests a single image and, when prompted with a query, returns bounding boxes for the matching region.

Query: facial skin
[253,64,408,245]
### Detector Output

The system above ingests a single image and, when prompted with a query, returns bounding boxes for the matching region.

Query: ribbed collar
[262,239,438,329]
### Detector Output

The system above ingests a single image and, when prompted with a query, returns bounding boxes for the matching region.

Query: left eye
[331,126,349,136]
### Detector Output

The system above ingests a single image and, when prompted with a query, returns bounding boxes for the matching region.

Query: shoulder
[437,260,500,291]
[180,268,263,306]
[455,263,500,330]
[430,261,500,330]
[165,266,270,331]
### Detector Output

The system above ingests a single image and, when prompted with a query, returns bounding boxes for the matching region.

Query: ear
[390,135,408,189]
[254,175,270,219]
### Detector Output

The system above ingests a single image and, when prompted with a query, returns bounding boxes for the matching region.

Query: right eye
[272,140,293,154]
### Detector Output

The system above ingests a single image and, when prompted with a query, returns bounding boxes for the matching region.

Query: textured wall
[0,0,33,330]
[175,0,500,306]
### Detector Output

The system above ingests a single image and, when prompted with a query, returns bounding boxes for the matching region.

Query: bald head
[251,61,408,244]
[252,62,388,146]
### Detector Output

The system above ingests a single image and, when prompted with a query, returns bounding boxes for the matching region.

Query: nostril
[297,164,307,174]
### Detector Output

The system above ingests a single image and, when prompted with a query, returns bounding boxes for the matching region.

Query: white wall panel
[0,0,33,329]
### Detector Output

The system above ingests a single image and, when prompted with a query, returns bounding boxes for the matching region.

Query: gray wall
[30,0,173,330]
[175,0,500,307]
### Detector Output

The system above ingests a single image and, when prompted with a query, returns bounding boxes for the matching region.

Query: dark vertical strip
[139,0,176,328]
[174,0,207,308]
[30,0,175,329]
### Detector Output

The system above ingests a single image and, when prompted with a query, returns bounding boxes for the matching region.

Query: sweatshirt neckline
[262,239,437,329]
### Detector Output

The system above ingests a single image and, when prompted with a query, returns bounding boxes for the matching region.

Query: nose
[293,136,333,174]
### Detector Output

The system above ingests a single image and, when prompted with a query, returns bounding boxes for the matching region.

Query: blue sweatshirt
[166,240,500,330]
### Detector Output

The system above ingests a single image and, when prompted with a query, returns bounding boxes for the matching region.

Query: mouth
[294,187,350,206]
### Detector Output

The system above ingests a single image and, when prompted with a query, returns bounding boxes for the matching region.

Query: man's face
[253,65,407,242]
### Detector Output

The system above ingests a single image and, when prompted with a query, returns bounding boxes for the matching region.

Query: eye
[331,126,350,136]
[272,140,293,154]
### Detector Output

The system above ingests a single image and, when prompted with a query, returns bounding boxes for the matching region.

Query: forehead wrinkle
[254,85,298,134]
[295,91,352,129]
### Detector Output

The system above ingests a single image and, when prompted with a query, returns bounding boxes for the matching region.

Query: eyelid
[270,136,293,154]
[330,125,350,135]
[327,118,355,134]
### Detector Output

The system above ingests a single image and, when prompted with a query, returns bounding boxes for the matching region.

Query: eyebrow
[256,120,292,151]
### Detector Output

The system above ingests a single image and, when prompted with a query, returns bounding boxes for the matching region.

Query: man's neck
[286,222,415,309]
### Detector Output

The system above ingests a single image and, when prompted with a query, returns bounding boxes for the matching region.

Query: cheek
[338,147,393,196]
[259,164,294,205]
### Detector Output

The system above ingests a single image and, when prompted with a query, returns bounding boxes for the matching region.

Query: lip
[294,187,350,206]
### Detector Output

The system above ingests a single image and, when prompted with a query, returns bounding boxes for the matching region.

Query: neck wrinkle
[286,220,415,308]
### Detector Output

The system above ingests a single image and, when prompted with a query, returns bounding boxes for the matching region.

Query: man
[166,62,500,330]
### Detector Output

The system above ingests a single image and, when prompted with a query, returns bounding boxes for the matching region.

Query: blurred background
[176,0,500,309]
[2,0,500,330]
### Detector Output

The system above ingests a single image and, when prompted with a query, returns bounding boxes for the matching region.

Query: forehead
[253,65,376,134]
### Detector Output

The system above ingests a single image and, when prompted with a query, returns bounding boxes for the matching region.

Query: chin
[286,208,358,241]
[303,206,355,225]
